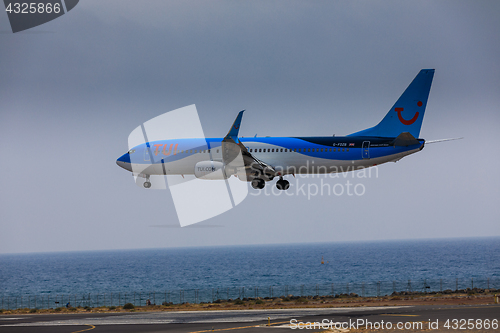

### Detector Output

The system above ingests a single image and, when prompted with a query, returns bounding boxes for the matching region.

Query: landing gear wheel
[251,178,265,190]
[143,181,152,188]
[276,179,290,191]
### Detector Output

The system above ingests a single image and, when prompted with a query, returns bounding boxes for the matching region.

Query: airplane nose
[116,153,133,172]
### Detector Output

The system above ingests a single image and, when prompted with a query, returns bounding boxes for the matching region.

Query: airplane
[117,69,459,190]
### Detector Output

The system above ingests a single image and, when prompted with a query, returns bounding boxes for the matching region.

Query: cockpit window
[128,149,136,154]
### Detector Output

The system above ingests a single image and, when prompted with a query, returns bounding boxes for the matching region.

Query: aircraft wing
[222,111,277,179]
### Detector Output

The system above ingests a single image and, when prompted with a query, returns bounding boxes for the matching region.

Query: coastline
[1,290,497,315]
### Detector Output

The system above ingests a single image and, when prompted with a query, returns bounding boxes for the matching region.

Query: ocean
[0,237,499,307]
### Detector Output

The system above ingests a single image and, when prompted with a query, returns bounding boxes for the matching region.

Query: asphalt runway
[0,304,498,332]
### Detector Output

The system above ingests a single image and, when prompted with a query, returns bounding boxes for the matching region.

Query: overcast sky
[1,0,499,254]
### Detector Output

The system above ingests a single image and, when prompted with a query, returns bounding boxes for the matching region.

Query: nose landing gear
[143,175,152,188]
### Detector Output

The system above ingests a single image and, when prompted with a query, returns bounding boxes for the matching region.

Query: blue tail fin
[348,69,435,138]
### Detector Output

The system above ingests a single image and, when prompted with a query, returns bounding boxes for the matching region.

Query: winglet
[225,110,245,142]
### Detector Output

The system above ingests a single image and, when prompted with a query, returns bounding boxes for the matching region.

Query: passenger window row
[177,149,219,154]
[173,147,350,154]
[248,148,349,153]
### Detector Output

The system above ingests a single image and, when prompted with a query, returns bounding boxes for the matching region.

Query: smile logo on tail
[395,101,422,125]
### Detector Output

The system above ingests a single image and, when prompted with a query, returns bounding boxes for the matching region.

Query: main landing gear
[251,178,265,190]
[251,177,290,190]
[276,177,290,191]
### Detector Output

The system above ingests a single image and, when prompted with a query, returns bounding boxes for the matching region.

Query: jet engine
[194,161,228,180]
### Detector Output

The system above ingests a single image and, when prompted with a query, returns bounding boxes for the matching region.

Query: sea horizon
[1,235,498,256]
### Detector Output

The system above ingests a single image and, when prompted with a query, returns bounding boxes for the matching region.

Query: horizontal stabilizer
[391,132,420,147]
[425,137,463,144]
